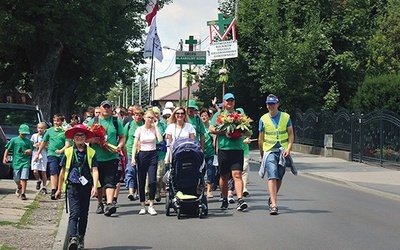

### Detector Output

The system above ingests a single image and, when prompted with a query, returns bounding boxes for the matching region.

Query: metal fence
[293,108,400,167]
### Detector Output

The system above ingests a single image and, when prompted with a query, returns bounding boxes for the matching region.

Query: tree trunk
[31,40,64,121]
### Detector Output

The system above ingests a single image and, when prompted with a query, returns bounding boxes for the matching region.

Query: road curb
[52,202,68,250]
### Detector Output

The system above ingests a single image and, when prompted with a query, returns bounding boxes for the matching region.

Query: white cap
[165,101,175,109]
[162,109,172,116]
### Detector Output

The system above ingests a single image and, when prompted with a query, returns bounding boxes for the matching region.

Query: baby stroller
[165,138,208,219]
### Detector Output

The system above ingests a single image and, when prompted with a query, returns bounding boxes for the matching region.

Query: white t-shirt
[134,126,157,151]
[165,122,196,146]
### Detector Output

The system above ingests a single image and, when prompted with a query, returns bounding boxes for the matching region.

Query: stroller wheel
[165,191,171,216]
[177,208,181,219]
[198,207,203,219]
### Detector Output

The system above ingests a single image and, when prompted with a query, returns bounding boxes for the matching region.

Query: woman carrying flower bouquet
[131,110,163,216]
[209,93,251,212]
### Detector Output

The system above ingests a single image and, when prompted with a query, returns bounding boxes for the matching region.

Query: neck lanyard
[174,123,184,139]
[73,147,87,175]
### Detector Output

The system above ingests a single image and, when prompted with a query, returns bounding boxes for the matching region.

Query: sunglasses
[175,112,185,115]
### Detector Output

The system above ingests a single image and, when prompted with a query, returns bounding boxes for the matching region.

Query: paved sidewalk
[248,150,400,200]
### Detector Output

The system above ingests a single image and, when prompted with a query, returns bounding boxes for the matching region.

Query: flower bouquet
[215,112,252,139]
[89,123,118,152]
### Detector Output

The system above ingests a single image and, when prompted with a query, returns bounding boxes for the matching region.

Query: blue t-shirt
[258,111,292,148]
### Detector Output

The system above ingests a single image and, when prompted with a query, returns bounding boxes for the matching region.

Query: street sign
[209,40,238,60]
[176,51,207,65]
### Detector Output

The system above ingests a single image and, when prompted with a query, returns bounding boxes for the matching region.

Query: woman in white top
[131,110,163,216]
[165,107,196,147]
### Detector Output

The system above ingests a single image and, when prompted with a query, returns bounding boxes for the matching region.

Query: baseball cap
[18,124,30,135]
[187,99,198,110]
[266,96,279,104]
[100,100,112,107]
[223,93,235,100]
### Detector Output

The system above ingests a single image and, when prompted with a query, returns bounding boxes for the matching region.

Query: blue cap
[223,93,235,100]
[266,96,279,104]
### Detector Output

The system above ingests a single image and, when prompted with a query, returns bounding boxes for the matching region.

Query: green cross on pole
[217,13,233,35]
[185,35,198,51]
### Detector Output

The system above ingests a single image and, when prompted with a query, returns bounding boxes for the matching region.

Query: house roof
[157,82,200,101]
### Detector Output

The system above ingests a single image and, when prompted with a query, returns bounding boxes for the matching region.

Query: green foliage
[322,84,340,111]
[351,74,400,113]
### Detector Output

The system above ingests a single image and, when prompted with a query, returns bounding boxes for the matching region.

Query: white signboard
[209,40,238,60]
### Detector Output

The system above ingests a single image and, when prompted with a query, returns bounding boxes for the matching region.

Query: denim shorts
[13,167,30,181]
[48,156,62,175]
[265,151,286,180]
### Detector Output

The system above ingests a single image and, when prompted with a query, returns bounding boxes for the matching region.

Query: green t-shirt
[188,115,206,142]
[43,127,69,158]
[6,136,34,170]
[203,124,215,158]
[210,110,244,151]
[156,120,167,161]
[124,120,144,156]
[88,116,124,162]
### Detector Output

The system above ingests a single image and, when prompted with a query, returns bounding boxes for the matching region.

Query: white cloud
[143,0,220,79]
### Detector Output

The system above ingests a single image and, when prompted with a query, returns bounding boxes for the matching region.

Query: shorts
[48,156,62,175]
[265,152,286,180]
[97,159,119,189]
[13,167,30,181]
[217,150,244,176]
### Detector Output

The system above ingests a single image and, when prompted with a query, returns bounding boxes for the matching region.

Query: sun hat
[165,101,175,109]
[223,93,235,100]
[100,100,112,107]
[162,109,172,116]
[65,124,95,140]
[18,124,30,135]
[266,96,279,104]
[187,99,199,110]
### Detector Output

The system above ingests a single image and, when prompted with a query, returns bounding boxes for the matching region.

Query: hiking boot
[36,181,41,190]
[78,236,84,250]
[220,199,229,210]
[96,203,104,214]
[51,189,56,200]
[236,198,248,211]
[68,236,78,250]
[20,193,27,200]
[148,206,157,216]
[104,203,116,217]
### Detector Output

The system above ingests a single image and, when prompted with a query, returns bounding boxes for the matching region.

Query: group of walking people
[3,92,294,250]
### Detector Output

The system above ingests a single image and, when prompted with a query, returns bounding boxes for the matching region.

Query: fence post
[380,110,383,166]
[350,113,355,161]
[324,134,333,157]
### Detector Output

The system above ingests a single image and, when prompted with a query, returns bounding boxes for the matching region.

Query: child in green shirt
[3,124,34,200]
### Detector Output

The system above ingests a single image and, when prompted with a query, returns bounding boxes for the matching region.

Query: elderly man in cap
[209,93,248,211]
[258,94,294,215]
[186,99,206,151]
[87,100,125,216]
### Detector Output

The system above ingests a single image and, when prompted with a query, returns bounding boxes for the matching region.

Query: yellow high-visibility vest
[261,112,290,152]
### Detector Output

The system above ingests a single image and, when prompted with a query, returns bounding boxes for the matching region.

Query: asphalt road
[83,162,400,250]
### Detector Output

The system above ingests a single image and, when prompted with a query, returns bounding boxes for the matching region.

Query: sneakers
[269,206,278,215]
[155,194,162,202]
[104,203,116,216]
[148,206,157,216]
[36,181,41,190]
[112,200,119,208]
[20,193,27,200]
[51,189,56,200]
[236,198,248,211]
[243,188,249,197]
[15,188,22,197]
[68,236,78,250]
[228,194,235,204]
[218,193,223,201]
[139,206,146,215]
[78,236,84,250]
[127,193,135,201]
[220,199,229,210]
[96,203,104,214]
[41,188,47,194]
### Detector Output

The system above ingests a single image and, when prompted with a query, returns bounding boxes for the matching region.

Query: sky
[144,0,220,79]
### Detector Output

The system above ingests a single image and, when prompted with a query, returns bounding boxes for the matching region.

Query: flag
[143,17,163,62]
[144,0,158,26]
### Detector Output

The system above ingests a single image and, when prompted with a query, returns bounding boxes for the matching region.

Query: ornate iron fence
[293,108,400,167]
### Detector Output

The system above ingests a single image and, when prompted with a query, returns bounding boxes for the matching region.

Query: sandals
[269,206,278,215]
